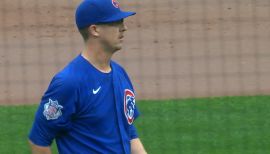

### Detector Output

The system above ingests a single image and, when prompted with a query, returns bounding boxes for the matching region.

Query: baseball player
[28,0,147,153]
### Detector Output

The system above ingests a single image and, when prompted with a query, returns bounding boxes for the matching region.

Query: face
[96,19,128,52]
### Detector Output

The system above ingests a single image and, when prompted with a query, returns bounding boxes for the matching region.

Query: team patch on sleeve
[43,99,63,120]
[124,89,135,125]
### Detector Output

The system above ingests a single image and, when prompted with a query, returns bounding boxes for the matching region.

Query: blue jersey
[29,54,140,154]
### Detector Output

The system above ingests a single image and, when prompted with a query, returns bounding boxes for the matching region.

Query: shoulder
[51,55,86,88]
[49,61,81,93]
[111,60,127,74]
[49,72,77,93]
[111,60,123,69]
[111,60,134,88]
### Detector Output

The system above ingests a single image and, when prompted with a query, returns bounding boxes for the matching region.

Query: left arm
[131,138,147,154]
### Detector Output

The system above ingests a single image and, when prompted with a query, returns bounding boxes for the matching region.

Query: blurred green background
[1,96,270,154]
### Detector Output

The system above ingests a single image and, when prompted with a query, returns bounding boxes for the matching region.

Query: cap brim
[99,11,136,23]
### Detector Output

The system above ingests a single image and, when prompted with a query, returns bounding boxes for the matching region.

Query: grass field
[0,96,270,154]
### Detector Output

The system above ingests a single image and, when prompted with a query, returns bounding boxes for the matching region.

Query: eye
[111,19,124,26]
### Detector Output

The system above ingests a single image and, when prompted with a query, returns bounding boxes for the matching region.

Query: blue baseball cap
[75,0,136,29]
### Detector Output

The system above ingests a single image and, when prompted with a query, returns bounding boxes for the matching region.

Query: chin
[114,44,123,51]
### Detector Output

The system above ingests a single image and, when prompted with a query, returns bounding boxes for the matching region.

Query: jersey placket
[112,76,128,154]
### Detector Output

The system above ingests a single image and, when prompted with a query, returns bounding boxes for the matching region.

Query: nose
[122,24,128,32]
[124,24,128,31]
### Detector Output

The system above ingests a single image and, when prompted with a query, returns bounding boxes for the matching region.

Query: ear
[88,25,99,37]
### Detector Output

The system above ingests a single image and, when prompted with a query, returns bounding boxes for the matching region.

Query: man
[28,0,147,153]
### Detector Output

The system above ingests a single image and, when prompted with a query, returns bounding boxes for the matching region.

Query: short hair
[78,27,90,42]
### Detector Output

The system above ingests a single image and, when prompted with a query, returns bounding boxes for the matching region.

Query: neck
[82,43,113,73]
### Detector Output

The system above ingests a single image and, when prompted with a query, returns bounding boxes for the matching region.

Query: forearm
[131,138,147,154]
[29,140,52,154]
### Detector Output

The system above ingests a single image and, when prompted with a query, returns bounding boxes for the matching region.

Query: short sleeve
[28,75,77,146]
[134,104,140,120]
[129,124,138,140]
[120,66,140,120]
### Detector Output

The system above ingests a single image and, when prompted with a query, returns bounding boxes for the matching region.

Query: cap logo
[112,0,120,8]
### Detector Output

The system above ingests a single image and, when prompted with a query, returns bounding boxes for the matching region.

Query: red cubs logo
[112,0,120,8]
[124,89,135,125]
